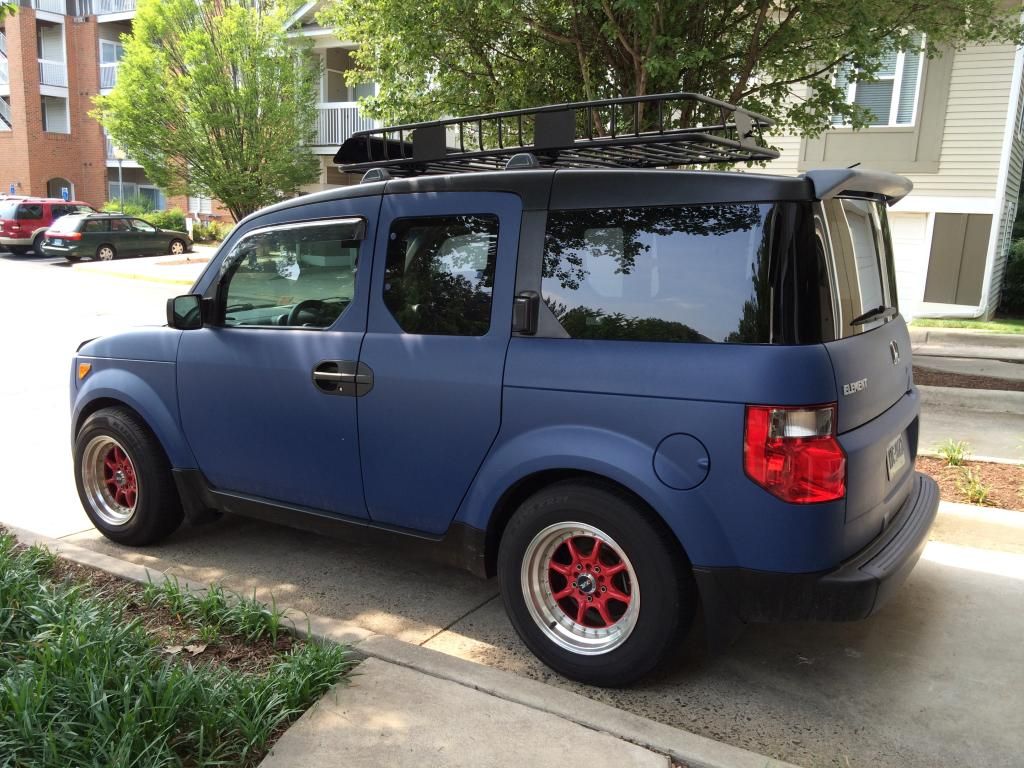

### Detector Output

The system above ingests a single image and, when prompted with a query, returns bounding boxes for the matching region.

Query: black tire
[32,233,45,256]
[498,480,697,687]
[74,407,183,546]
[96,243,116,261]
[8,246,29,255]
[65,255,81,263]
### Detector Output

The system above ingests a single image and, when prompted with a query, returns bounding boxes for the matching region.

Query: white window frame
[838,35,926,128]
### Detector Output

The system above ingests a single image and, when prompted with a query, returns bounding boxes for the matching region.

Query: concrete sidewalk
[910,326,1024,361]
[70,245,216,286]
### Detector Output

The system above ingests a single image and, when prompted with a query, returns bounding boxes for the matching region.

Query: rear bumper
[695,472,939,622]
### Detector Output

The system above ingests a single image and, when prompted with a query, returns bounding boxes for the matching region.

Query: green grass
[0,532,355,768]
[911,316,1024,334]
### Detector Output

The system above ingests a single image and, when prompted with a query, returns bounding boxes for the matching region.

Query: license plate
[53,239,63,246]
[885,434,907,480]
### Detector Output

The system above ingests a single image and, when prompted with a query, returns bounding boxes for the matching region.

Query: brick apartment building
[0,0,374,218]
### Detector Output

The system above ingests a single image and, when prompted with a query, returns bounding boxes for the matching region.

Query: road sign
[8,184,14,196]
[61,187,69,201]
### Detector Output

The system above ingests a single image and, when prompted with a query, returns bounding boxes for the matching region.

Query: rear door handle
[312,361,373,397]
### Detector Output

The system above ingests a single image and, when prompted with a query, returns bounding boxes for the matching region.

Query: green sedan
[40,213,193,262]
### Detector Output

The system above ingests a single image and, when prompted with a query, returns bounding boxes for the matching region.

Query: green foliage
[957,468,990,505]
[321,0,1024,137]
[147,209,188,232]
[937,439,972,467]
[102,195,154,216]
[998,238,1024,316]
[94,0,321,221]
[0,533,354,767]
[193,219,232,243]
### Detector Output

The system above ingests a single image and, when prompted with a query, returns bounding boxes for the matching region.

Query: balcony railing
[77,0,135,15]
[39,59,67,88]
[0,98,11,128]
[0,59,7,87]
[314,102,374,147]
[100,63,118,89]
[0,31,7,56]
[31,0,67,14]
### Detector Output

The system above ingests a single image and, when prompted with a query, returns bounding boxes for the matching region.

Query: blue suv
[70,95,939,686]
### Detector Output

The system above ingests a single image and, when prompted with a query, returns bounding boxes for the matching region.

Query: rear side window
[16,204,43,220]
[541,203,830,344]
[383,215,498,336]
[818,198,899,336]
[49,215,83,233]
[83,219,107,233]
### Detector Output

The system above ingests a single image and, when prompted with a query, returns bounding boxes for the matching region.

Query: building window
[41,95,70,134]
[188,195,213,215]
[833,33,925,127]
[99,39,124,89]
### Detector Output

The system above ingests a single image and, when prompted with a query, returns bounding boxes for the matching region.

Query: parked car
[42,213,192,261]
[0,198,95,255]
[68,95,939,687]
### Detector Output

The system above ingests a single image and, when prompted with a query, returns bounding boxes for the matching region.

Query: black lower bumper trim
[695,472,939,623]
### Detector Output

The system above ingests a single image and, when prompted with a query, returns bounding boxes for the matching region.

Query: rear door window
[818,198,899,336]
[83,219,108,233]
[16,204,43,220]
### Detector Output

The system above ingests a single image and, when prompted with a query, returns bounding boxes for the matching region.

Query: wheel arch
[482,468,695,579]
[74,374,196,471]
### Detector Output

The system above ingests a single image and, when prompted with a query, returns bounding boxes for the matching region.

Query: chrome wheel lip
[81,435,138,527]
[521,521,640,656]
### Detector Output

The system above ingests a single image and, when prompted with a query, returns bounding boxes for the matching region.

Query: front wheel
[74,407,183,545]
[169,239,186,256]
[498,481,696,687]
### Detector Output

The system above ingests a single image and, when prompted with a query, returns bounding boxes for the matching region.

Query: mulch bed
[917,456,1024,511]
[49,558,298,673]
[913,366,1024,392]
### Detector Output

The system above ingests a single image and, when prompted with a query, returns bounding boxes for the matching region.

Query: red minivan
[0,197,95,255]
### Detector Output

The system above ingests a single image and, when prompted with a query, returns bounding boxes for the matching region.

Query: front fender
[72,360,196,470]
[454,424,735,567]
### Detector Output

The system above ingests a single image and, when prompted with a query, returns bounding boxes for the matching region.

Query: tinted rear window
[15,204,43,220]
[818,198,899,337]
[50,214,85,233]
[541,203,830,344]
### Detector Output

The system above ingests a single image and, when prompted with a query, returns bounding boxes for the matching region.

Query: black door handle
[312,361,373,397]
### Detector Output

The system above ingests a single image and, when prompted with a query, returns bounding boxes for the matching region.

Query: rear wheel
[74,407,183,545]
[96,244,116,261]
[32,233,45,256]
[8,246,28,255]
[65,254,81,263]
[498,480,697,687]
[169,239,186,255]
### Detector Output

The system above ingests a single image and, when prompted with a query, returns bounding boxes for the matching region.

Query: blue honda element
[69,95,939,686]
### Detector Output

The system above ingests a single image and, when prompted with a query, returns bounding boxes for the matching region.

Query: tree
[94,0,321,221]
[320,0,1024,136]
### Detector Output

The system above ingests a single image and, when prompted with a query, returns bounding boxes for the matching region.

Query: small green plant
[147,208,187,232]
[192,219,231,243]
[937,439,972,467]
[196,622,221,645]
[957,468,990,505]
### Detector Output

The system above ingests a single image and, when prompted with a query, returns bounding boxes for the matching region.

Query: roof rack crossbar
[336,92,778,177]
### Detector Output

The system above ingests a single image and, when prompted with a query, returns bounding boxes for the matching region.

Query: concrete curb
[917,384,1024,415]
[6,525,801,768]
[920,450,1024,466]
[71,265,198,286]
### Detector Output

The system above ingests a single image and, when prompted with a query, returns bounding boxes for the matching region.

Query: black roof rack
[334,92,779,178]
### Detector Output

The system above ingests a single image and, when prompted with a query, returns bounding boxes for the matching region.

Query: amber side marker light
[78,362,92,380]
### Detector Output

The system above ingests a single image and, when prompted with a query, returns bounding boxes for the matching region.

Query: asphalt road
[2,251,1023,768]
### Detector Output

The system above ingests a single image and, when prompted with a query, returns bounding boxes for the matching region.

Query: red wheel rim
[547,535,632,629]
[101,444,138,510]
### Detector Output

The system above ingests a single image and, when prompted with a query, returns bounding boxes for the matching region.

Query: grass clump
[911,317,1024,334]
[937,439,972,467]
[0,532,354,767]
[956,468,991,505]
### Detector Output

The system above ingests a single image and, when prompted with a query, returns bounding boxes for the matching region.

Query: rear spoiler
[803,169,913,206]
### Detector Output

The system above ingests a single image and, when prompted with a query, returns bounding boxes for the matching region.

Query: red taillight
[46,230,81,240]
[743,404,846,504]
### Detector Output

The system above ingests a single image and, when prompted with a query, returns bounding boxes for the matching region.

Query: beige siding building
[761,42,1024,320]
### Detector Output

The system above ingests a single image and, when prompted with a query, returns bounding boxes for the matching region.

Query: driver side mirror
[167,294,205,330]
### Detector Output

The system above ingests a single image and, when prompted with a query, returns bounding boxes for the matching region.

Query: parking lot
[2,250,1022,768]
